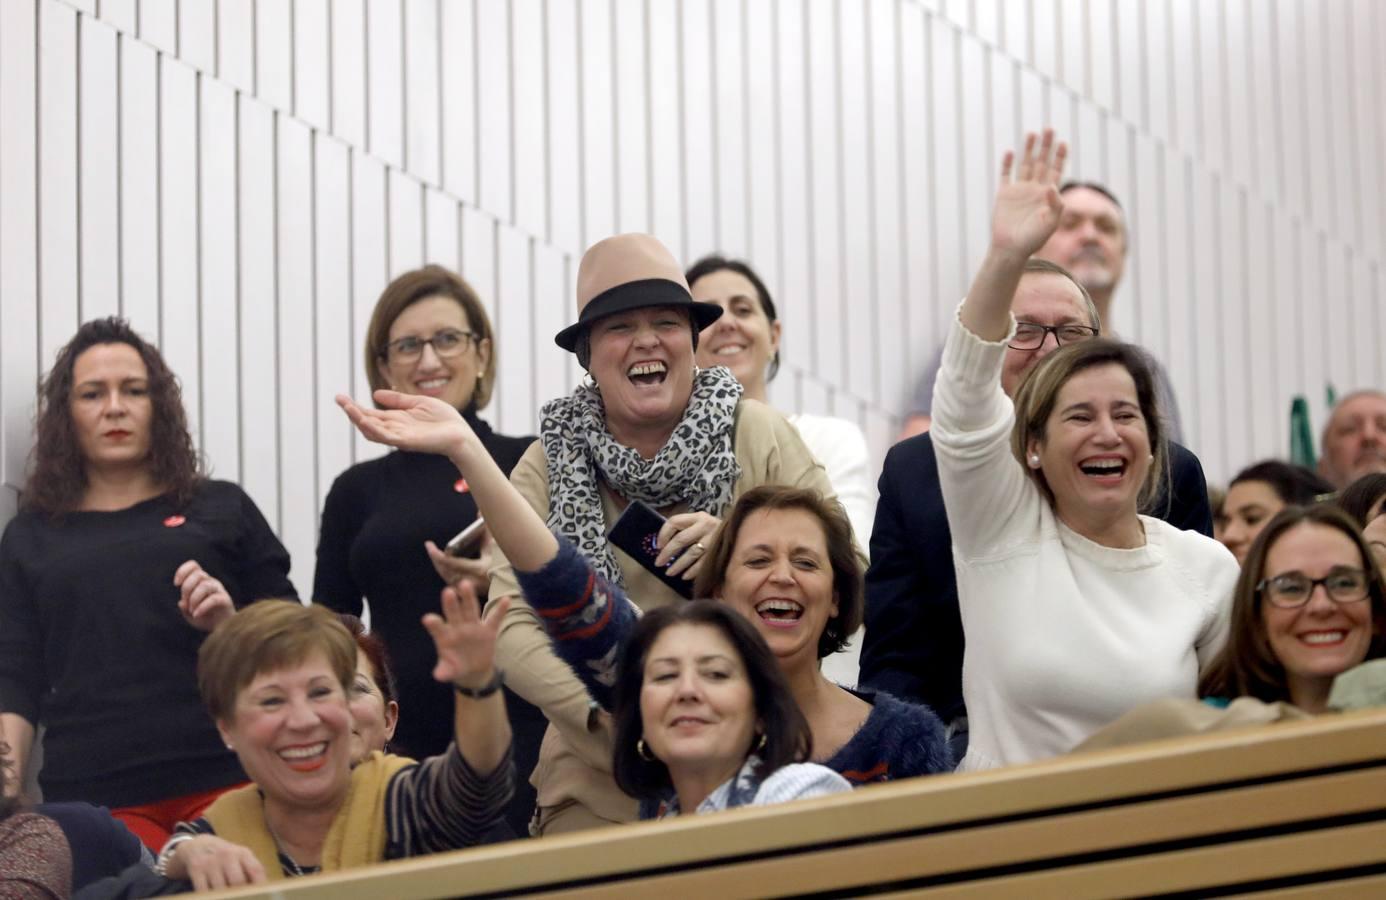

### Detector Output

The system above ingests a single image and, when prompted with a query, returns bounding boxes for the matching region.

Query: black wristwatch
[453,668,505,699]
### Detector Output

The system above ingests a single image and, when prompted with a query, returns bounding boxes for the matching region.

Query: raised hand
[423,581,508,690]
[990,129,1069,259]
[336,390,476,458]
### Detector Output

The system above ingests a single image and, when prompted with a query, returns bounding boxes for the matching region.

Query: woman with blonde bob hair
[1199,504,1386,711]
[932,130,1236,771]
[156,596,513,889]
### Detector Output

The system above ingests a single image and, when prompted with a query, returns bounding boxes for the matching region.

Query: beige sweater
[487,398,834,823]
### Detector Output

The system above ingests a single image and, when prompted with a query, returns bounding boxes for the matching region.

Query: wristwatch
[453,668,505,699]
[155,832,196,877]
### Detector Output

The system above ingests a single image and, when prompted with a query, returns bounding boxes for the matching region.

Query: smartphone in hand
[445,517,487,559]
[608,501,695,599]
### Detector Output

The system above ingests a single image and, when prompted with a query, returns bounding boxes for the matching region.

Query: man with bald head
[1319,390,1386,489]
[862,256,1212,759]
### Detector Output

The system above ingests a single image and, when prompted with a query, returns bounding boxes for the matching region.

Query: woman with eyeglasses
[312,266,542,839]
[932,132,1238,770]
[1199,504,1385,712]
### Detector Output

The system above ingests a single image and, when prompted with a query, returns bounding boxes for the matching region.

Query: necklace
[265,818,317,877]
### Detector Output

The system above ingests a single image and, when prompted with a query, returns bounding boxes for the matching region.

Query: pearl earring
[1029,454,1041,467]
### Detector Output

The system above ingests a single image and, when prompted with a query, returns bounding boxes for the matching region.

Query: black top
[860,435,1214,722]
[312,412,542,837]
[0,480,296,807]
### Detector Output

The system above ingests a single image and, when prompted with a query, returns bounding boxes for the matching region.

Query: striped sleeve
[385,742,515,858]
[515,535,639,710]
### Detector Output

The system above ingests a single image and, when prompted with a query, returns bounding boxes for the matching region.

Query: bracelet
[154,832,196,877]
[453,668,505,699]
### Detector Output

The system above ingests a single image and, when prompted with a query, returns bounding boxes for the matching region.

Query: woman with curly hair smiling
[0,318,296,853]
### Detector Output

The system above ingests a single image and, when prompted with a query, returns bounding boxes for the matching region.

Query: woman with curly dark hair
[0,318,296,853]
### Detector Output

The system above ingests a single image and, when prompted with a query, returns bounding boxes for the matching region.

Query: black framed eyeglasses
[1256,568,1371,609]
[381,329,478,363]
[1008,322,1099,350]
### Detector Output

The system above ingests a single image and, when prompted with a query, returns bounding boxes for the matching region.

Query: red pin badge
[453,478,469,493]
[163,515,186,528]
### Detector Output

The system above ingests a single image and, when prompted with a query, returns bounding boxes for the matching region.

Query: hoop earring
[755,733,767,753]
[637,738,655,762]
[581,370,599,391]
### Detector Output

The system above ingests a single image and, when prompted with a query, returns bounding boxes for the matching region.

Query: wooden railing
[212,709,1386,899]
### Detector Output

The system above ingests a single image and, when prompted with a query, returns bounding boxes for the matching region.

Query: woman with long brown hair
[0,317,295,852]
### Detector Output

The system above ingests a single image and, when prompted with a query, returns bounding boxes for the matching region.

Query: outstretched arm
[338,390,559,572]
[959,129,1068,341]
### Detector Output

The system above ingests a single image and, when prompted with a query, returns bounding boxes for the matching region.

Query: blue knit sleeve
[514,535,638,710]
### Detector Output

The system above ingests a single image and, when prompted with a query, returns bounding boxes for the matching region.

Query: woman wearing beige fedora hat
[482,233,837,833]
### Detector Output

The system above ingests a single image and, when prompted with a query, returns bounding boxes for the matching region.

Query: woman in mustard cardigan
[156,597,513,889]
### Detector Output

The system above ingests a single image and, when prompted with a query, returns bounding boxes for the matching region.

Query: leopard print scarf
[538,366,743,587]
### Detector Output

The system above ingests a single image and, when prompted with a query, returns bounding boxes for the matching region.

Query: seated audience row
[3,126,1385,897]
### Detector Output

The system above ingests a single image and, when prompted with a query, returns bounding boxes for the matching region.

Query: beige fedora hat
[554,233,722,352]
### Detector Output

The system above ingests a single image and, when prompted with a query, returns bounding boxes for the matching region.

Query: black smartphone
[445,517,487,558]
[607,500,694,599]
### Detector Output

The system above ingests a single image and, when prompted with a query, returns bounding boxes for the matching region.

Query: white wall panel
[806,0,843,388]
[100,0,137,34]
[0,0,39,490]
[424,188,461,273]
[511,0,548,238]
[78,16,120,322]
[577,0,615,246]
[296,0,332,131]
[438,0,475,205]
[331,0,368,149]
[646,0,682,258]
[198,77,241,480]
[277,118,317,590]
[838,0,874,401]
[38,1,80,365]
[159,57,201,444]
[256,0,293,112]
[403,0,440,186]
[743,0,779,283]
[139,0,178,55]
[545,0,581,254]
[680,0,716,259]
[217,0,255,93]
[387,168,424,275]
[314,135,355,505]
[367,0,405,167]
[495,229,534,436]
[868,0,904,415]
[108,25,156,326]
[898,1,935,375]
[461,207,499,344]
[476,0,511,222]
[349,152,389,463]
[612,0,649,235]
[178,0,215,74]
[711,0,746,254]
[531,244,570,409]
[770,0,810,372]
[237,98,280,524]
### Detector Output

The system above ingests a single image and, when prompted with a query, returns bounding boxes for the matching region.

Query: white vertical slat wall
[3,0,1385,589]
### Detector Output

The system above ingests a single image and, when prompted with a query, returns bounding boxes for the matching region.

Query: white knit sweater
[930,314,1237,771]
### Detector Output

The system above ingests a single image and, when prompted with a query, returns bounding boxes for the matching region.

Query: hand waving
[990,129,1069,259]
[422,581,509,690]
[337,390,476,458]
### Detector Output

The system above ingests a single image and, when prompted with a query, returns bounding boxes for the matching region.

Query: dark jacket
[860,434,1214,722]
